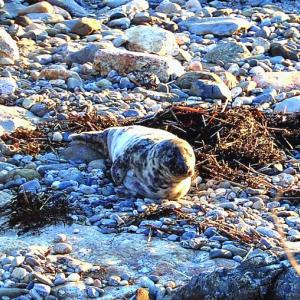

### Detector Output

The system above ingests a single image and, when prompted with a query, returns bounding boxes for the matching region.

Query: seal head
[154,138,195,180]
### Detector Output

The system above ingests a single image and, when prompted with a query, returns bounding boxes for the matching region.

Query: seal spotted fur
[68,125,195,199]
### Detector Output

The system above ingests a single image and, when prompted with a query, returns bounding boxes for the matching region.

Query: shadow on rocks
[171,252,300,300]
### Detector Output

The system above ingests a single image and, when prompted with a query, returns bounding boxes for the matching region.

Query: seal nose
[177,161,193,177]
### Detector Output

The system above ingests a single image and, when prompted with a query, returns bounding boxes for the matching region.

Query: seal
[67,125,196,200]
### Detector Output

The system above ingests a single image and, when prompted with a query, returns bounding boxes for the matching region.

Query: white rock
[53,242,73,254]
[0,28,19,64]
[106,0,149,17]
[11,267,28,280]
[0,77,17,95]
[52,132,63,142]
[125,25,179,56]
[232,96,254,107]
[11,256,25,267]
[250,66,265,76]
[254,72,300,92]
[156,0,181,14]
[53,233,67,243]
[231,86,243,98]
[67,273,81,282]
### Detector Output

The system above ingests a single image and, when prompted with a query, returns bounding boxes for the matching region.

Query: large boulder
[205,41,251,64]
[0,105,39,135]
[125,25,179,56]
[0,28,20,65]
[253,72,300,92]
[179,16,252,36]
[94,48,184,82]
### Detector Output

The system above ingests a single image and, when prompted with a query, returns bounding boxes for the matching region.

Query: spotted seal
[67,125,196,200]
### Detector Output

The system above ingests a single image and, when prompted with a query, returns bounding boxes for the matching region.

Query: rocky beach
[0,0,300,299]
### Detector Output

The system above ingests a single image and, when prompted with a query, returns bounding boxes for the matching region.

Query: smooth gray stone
[65,43,102,66]
[2,0,26,18]
[47,0,88,17]
[179,17,252,36]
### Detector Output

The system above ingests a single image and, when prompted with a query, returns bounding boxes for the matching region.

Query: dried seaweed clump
[138,106,285,186]
[0,192,72,234]
[1,128,46,155]
[210,108,284,166]
[0,111,130,155]
[51,110,121,132]
[267,112,300,149]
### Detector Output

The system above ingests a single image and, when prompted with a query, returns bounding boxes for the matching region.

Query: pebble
[86,286,100,298]
[53,243,73,255]
[139,276,157,295]
[256,226,281,239]
[54,273,66,286]
[11,268,28,280]
[209,249,233,259]
[108,275,121,286]
[67,273,81,282]
[33,283,51,297]
[53,234,67,243]
[11,256,25,267]
[222,244,248,257]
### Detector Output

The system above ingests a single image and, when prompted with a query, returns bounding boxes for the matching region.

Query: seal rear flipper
[60,142,104,163]
[111,156,128,185]
[61,130,109,162]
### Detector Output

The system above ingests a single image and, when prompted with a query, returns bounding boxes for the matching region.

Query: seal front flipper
[111,156,128,185]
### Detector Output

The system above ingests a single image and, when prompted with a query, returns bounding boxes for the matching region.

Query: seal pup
[67,125,196,200]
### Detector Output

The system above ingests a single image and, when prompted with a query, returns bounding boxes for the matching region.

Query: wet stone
[209,249,233,259]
